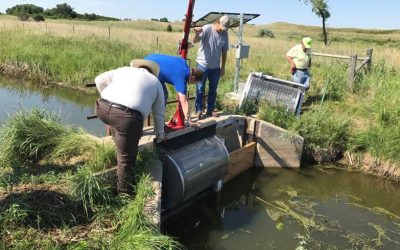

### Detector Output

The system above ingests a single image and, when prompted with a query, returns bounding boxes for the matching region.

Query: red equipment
[167,0,196,130]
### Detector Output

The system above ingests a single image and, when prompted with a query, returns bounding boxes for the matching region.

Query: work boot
[206,109,219,117]
[196,110,203,120]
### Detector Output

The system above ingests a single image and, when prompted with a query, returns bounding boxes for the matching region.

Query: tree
[6,4,44,21]
[310,0,330,45]
[45,3,77,19]
[166,24,173,32]
[159,17,168,22]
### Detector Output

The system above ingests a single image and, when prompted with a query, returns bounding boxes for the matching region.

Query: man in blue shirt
[140,54,203,126]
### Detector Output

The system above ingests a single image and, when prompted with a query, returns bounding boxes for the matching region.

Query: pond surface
[0,77,105,136]
[165,167,400,249]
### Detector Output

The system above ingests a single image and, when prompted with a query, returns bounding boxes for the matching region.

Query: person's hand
[291,67,297,75]
[194,27,203,34]
[220,67,225,77]
[188,121,200,128]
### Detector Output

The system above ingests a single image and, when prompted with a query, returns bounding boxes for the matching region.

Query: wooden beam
[312,52,368,61]
[224,142,256,183]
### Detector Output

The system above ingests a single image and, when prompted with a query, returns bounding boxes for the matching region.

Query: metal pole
[233,13,244,93]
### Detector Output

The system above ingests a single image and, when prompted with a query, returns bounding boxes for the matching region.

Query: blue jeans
[292,69,311,89]
[292,69,311,116]
[195,64,221,112]
[160,81,168,107]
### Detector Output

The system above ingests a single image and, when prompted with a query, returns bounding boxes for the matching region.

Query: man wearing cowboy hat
[95,59,165,194]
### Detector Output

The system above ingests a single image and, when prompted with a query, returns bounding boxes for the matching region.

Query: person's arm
[193,27,203,43]
[152,83,166,140]
[220,50,227,77]
[286,55,297,75]
[95,70,115,93]
[177,92,189,120]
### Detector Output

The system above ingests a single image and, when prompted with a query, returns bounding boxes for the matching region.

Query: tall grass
[290,107,350,163]
[113,174,183,250]
[0,108,98,167]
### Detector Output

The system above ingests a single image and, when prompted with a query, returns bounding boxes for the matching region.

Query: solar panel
[193,12,260,28]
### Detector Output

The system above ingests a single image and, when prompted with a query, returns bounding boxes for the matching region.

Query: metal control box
[236,44,250,59]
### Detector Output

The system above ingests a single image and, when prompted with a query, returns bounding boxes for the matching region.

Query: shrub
[33,14,45,22]
[258,29,275,38]
[166,24,173,32]
[290,108,350,163]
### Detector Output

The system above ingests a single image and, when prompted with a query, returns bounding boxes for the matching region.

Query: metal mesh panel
[240,73,305,113]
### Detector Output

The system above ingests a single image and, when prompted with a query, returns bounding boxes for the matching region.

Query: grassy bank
[0,109,181,249]
[0,17,400,177]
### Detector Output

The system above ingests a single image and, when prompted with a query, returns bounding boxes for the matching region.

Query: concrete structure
[95,113,303,228]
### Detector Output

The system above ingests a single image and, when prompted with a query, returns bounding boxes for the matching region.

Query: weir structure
[96,113,303,228]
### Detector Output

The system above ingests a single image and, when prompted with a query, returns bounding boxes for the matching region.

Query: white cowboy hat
[130,59,160,77]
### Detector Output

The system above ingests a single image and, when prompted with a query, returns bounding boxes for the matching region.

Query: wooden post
[156,37,159,50]
[108,27,111,39]
[366,48,373,71]
[348,54,357,90]
[73,25,75,34]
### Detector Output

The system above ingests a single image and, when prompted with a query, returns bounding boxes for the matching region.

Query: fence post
[366,48,373,71]
[108,27,111,39]
[156,37,159,50]
[348,54,357,90]
[73,25,75,34]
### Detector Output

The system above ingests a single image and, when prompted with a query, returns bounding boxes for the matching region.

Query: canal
[1,77,399,249]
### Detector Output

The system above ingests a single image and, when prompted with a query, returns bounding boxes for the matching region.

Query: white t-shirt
[95,66,165,138]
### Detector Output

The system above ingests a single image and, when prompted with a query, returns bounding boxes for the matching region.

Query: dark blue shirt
[144,54,190,95]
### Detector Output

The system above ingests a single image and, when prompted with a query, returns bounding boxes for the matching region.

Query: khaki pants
[96,99,143,194]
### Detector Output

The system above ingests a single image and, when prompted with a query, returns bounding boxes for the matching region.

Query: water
[1,78,399,249]
[165,167,400,249]
[0,77,106,136]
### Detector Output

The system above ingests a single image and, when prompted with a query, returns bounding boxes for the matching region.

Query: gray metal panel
[240,73,305,113]
[161,136,229,209]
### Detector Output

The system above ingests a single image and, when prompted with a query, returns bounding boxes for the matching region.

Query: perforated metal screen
[239,73,306,114]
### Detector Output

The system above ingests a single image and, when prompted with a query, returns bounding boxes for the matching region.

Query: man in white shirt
[95,59,165,194]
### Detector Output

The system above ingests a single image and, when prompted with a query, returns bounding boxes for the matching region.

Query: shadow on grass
[0,189,91,229]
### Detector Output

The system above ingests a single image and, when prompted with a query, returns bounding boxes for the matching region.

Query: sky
[0,0,399,30]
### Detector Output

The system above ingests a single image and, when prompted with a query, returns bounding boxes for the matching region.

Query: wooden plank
[312,52,368,61]
[223,142,256,183]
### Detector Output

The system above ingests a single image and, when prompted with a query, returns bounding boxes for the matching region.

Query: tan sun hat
[219,15,230,31]
[130,59,160,77]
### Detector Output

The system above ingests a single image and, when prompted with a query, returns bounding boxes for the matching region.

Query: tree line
[6,3,119,22]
